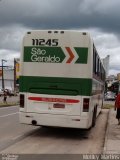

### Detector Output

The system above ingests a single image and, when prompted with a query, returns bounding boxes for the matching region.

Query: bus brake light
[83,98,89,112]
[20,94,24,108]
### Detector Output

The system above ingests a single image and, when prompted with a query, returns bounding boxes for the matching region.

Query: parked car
[104,91,116,101]
[4,89,14,96]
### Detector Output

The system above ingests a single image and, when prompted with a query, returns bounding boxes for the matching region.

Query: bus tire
[92,108,97,127]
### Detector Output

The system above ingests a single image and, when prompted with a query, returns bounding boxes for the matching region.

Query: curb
[0,103,19,108]
[102,108,111,154]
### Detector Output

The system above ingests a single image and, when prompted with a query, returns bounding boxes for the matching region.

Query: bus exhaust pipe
[32,120,37,126]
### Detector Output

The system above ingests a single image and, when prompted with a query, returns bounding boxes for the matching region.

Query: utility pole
[1,59,7,91]
[14,58,16,94]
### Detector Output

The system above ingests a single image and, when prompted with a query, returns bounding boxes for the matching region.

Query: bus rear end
[19,30,93,129]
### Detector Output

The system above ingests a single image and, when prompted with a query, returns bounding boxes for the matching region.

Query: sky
[0,0,120,76]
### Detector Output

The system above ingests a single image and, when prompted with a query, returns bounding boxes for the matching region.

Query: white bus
[19,30,105,129]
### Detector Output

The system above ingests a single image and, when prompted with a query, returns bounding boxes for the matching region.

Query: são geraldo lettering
[31,48,60,63]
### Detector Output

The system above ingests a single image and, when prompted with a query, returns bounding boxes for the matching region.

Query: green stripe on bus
[75,47,88,64]
[23,47,88,64]
[20,76,92,96]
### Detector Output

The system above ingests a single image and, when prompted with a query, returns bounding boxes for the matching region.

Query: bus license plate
[53,103,65,109]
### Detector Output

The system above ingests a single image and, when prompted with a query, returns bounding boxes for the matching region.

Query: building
[106,74,117,87]
[101,55,110,77]
[0,68,14,90]
[117,73,120,81]
[0,58,20,92]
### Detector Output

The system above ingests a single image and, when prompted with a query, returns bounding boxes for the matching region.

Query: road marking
[0,127,40,152]
[0,112,19,118]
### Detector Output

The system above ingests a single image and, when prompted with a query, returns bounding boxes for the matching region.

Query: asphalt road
[0,106,38,152]
[1,107,109,154]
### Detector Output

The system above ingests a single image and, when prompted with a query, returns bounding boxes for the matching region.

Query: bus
[19,30,105,129]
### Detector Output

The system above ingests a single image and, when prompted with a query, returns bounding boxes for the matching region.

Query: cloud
[79,0,120,15]
[0,0,120,34]
[89,29,120,75]
[0,49,19,66]
[0,25,29,51]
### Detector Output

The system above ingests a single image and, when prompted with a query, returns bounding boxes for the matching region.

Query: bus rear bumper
[19,112,91,129]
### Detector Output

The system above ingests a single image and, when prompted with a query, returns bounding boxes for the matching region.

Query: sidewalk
[103,108,120,154]
[0,95,19,106]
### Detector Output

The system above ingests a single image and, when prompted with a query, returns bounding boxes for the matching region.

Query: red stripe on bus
[28,97,80,103]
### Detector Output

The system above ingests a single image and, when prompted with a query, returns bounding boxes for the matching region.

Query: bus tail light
[83,98,89,112]
[20,94,24,108]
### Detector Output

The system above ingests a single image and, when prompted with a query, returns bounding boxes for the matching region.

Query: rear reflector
[83,98,89,112]
[20,94,24,108]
